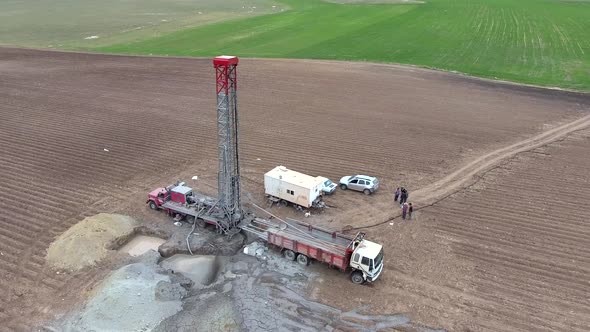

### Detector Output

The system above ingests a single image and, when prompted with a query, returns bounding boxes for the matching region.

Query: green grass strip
[97,0,590,91]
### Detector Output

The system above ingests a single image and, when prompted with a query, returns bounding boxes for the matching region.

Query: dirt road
[341,113,590,229]
[1,47,589,331]
[413,114,590,204]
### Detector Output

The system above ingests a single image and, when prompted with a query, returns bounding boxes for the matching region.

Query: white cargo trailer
[264,166,324,208]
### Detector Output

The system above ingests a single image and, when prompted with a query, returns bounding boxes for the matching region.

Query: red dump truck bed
[243,218,358,271]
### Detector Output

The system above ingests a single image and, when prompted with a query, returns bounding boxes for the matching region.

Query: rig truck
[146,55,384,284]
[147,181,384,284]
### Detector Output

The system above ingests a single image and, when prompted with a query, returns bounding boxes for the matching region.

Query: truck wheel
[297,254,309,266]
[283,250,296,261]
[340,184,347,190]
[363,189,371,195]
[186,215,195,224]
[279,200,288,207]
[350,271,364,284]
[148,201,158,210]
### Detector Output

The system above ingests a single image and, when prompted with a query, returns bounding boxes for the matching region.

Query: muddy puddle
[155,251,446,332]
[160,254,223,286]
[51,226,444,332]
[58,252,184,332]
[120,235,165,257]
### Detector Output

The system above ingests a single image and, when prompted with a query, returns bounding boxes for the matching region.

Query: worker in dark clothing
[402,202,409,220]
[394,188,400,202]
[400,188,408,205]
[408,203,413,220]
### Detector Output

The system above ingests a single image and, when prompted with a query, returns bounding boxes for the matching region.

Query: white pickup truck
[317,176,337,194]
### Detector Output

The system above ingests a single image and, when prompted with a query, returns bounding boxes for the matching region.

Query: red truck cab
[147,188,168,209]
[146,182,220,224]
[147,183,195,210]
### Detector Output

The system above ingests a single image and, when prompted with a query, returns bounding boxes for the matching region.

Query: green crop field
[2,0,589,90]
[96,0,590,90]
[0,0,284,49]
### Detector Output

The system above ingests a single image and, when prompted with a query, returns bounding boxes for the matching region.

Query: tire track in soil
[414,114,590,204]
[350,114,590,230]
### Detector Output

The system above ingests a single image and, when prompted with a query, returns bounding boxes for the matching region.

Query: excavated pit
[120,235,166,257]
[160,255,225,287]
[158,226,245,257]
[48,225,444,332]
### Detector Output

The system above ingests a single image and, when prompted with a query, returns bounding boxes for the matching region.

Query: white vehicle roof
[356,239,382,258]
[265,166,324,188]
[172,185,192,195]
[353,175,377,181]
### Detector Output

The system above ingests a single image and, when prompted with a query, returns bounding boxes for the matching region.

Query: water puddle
[120,235,165,257]
[161,254,222,286]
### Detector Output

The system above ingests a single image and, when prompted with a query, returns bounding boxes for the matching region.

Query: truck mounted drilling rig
[147,56,242,237]
[146,56,384,284]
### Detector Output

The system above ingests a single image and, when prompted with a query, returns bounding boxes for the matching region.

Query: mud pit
[59,253,184,332]
[48,232,441,332]
[160,255,222,287]
[120,235,166,257]
[154,248,443,332]
[1,47,590,331]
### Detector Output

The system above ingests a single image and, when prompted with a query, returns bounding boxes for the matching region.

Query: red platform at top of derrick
[214,55,238,95]
[213,55,239,67]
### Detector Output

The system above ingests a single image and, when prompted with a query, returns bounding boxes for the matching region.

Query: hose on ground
[186,207,206,255]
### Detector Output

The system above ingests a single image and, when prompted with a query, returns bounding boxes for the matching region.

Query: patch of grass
[0,0,284,49]
[97,0,590,90]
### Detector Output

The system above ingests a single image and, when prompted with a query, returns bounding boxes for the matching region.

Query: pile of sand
[46,213,138,270]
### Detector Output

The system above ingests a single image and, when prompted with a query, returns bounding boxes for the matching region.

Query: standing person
[400,188,408,205]
[408,203,413,220]
[402,202,408,220]
[394,187,400,202]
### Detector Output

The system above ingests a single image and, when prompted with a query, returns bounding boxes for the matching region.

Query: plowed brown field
[426,129,590,331]
[0,47,589,331]
[312,128,590,331]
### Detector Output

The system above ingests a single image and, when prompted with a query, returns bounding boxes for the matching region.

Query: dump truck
[264,166,325,208]
[243,218,384,284]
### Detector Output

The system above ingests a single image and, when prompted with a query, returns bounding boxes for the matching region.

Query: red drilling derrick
[213,56,242,232]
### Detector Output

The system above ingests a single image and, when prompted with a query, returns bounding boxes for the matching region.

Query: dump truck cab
[349,237,384,284]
